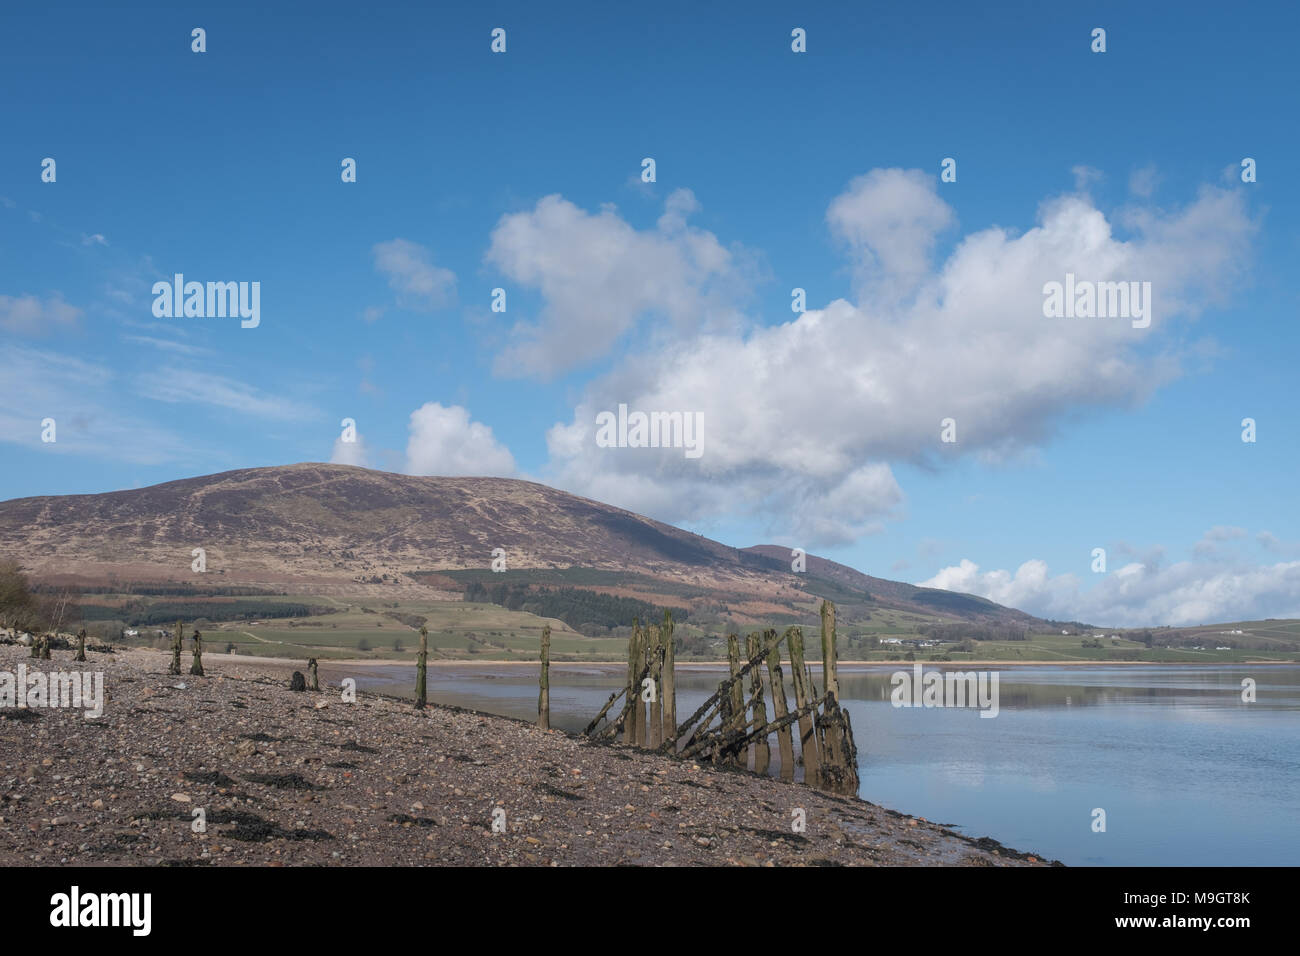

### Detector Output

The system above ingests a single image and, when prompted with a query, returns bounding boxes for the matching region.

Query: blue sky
[2,0,1298,626]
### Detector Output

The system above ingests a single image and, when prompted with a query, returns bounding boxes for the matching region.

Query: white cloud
[136,370,318,422]
[539,171,1256,541]
[1072,165,1104,191]
[1194,524,1248,555]
[404,403,516,477]
[920,559,1083,618]
[81,233,108,247]
[1129,164,1160,199]
[826,168,955,302]
[485,188,750,380]
[373,239,456,311]
[121,334,212,357]
[0,294,82,334]
[330,433,370,468]
[0,345,202,464]
[918,549,1300,628]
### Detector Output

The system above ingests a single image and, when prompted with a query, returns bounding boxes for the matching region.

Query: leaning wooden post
[169,620,183,675]
[764,630,795,781]
[74,628,87,663]
[647,624,663,749]
[726,634,745,767]
[538,624,551,729]
[189,628,204,676]
[415,625,428,710]
[746,633,771,774]
[661,610,677,751]
[787,626,821,787]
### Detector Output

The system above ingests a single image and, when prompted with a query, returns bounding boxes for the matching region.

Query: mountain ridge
[0,462,1042,627]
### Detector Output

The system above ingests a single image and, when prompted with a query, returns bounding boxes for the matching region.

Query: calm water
[343,662,1300,866]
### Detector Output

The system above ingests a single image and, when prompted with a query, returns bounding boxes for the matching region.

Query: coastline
[196,653,1296,669]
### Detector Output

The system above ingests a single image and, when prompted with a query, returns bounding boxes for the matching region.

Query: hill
[0,462,1045,634]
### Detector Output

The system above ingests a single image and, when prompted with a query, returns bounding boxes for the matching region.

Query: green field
[71,586,1300,664]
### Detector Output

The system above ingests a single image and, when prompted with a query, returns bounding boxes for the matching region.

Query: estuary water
[349,662,1300,866]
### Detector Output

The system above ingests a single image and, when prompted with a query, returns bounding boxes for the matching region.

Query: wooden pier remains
[581,602,859,796]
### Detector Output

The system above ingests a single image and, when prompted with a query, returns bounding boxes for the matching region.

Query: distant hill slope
[0,462,1043,627]
[741,545,1042,626]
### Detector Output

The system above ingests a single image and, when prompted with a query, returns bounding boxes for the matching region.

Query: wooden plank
[681,694,825,762]
[623,623,641,746]
[671,630,780,743]
[820,600,839,700]
[763,628,795,781]
[582,685,628,736]
[787,626,821,788]
[746,632,770,774]
[637,624,650,748]
[726,634,744,767]
[819,600,849,790]
[648,623,663,749]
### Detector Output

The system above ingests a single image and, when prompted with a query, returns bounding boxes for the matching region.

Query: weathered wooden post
[661,610,677,751]
[726,634,746,766]
[623,623,642,746]
[818,600,858,795]
[40,632,51,660]
[74,628,87,663]
[189,628,204,676]
[787,626,821,787]
[538,624,551,729]
[637,623,651,748]
[29,633,41,659]
[169,619,183,675]
[746,632,770,775]
[764,630,795,780]
[820,601,844,779]
[415,625,428,710]
[647,623,662,749]
[307,657,320,692]
[820,600,839,700]
[837,704,861,795]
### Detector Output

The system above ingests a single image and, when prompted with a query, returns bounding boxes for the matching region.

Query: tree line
[463,580,688,633]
